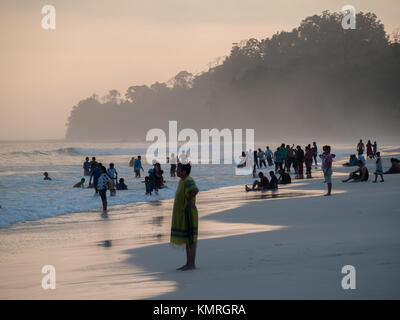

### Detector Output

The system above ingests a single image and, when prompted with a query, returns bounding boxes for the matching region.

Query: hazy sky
[0,0,399,140]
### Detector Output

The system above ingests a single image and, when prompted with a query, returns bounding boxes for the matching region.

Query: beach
[1,148,400,299]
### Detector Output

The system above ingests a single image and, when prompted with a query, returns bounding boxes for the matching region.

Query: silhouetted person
[373,152,384,183]
[384,158,400,174]
[357,139,365,155]
[43,172,51,180]
[83,157,90,176]
[74,178,85,188]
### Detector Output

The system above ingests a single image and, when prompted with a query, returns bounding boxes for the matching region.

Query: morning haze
[0,0,399,140]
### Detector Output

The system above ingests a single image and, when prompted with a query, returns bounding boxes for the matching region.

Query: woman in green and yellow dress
[171,163,199,271]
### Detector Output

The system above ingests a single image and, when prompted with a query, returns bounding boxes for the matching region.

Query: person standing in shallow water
[171,163,199,271]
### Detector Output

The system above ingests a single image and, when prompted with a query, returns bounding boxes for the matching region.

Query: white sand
[1,150,399,299]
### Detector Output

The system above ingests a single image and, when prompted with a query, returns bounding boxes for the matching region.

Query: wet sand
[1,153,399,299]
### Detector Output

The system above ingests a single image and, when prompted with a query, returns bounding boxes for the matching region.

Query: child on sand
[373,152,384,183]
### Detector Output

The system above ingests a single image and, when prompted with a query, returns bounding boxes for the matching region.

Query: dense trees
[66,11,400,141]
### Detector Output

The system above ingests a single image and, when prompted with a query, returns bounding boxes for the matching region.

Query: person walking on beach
[357,139,365,155]
[373,152,384,183]
[312,142,318,166]
[98,166,111,212]
[134,156,144,178]
[171,163,199,271]
[83,157,90,176]
[323,145,333,196]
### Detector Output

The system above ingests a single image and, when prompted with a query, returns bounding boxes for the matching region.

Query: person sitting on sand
[43,172,52,180]
[384,158,400,174]
[342,160,369,183]
[73,178,85,188]
[373,152,384,183]
[268,171,279,190]
[246,172,269,191]
[278,169,291,185]
[116,178,128,190]
[343,155,357,167]
[366,140,373,159]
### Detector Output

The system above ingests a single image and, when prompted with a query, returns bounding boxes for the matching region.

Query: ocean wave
[6,147,148,157]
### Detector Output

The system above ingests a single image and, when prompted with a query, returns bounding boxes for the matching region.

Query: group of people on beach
[248,142,319,180]
[37,139,400,272]
[243,142,333,195]
[342,140,400,183]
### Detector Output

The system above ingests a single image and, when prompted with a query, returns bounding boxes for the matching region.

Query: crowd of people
[37,139,400,212]
[32,140,399,272]
[247,143,319,180]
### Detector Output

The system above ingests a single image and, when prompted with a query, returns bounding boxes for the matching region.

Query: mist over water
[65,11,400,143]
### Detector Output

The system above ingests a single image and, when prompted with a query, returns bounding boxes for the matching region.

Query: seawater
[0,140,353,227]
